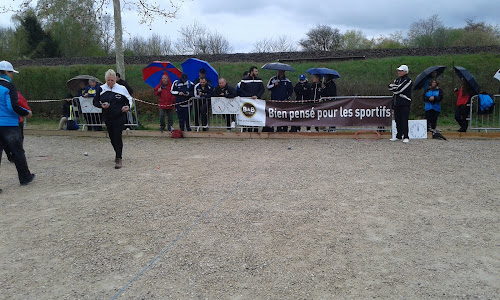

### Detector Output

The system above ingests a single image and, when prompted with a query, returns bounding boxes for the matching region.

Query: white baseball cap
[397,65,409,72]
[0,61,19,73]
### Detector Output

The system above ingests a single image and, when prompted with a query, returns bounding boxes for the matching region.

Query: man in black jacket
[239,66,264,132]
[213,78,237,131]
[291,74,310,132]
[388,65,412,143]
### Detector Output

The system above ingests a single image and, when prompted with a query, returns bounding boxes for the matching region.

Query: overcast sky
[1,0,500,53]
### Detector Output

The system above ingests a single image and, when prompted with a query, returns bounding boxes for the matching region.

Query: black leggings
[105,117,125,159]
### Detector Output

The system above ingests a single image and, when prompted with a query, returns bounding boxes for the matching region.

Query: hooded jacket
[0,75,29,126]
[267,75,293,101]
[239,76,265,98]
[294,81,310,101]
[389,74,412,107]
[93,83,132,121]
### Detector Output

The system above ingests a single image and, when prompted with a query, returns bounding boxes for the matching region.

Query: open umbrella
[142,61,182,88]
[305,68,340,78]
[454,66,480,94]
[261,62,295,72]
[181,58,218,86]
[413,66,446,90]
[66,75,102,93]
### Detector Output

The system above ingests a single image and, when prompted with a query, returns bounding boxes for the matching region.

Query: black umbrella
[261,62,295,72]
[454,66,480,94]
[66,75,102,93]
[413,66,446,90]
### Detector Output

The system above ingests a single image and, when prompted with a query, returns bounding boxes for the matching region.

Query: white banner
[236,97,266,126]
[78,97,102,113]
[392,120,428,139]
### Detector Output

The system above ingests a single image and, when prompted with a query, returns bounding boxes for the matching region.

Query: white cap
[397,65,409,72]
[0,61,19,73]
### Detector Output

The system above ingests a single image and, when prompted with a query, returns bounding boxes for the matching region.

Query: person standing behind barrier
[240,66,264,132]
[454,78,473,132]
[193,68,211,86]
[291,74,309,132]
[171,73,194,132]
[322,74,338,132]
[306,75,323,132]
[213,78,237,132]
[0,60,35,191]
[154,74,175,132]
[266,70,293,132]
[116,73,134,96]
[83,79,102,131]
[388,64,412,143]
[194,78,214,131]
[93,69,131,169]
[236,71,249,96]
[423,79,443,132]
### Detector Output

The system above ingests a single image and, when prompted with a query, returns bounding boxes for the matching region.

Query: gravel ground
[0,135,499,300]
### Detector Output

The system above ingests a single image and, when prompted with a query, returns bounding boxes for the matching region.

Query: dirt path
[1,135,499,299]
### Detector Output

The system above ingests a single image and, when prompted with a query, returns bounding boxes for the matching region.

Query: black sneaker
[20,174,35,186]
[0,188,3,193]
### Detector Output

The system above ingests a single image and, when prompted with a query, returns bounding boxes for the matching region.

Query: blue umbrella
[306,68,340,78]
[261,62,295,72]
[181,58,218,86]
[454,66,480,94]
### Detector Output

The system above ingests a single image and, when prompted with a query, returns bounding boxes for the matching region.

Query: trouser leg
[106,118,124,159]
[166,109,174,130]
[0,126,32,183]
[394,106,410,139]
[159,108,166,130]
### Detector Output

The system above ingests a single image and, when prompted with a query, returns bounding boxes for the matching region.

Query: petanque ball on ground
[84,152,88,156]
[288,146,292,150]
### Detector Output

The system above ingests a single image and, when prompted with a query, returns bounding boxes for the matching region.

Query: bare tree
[176,21,208,54]
[407,14,443,47]
[206,31,233,54]
[252,35,297,53]
[299,25,342,51]
[342,29,372,49]
[100,14,114,55]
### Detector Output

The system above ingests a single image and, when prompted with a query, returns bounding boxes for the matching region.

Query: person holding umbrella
[154,74,175,132]
[93,69,132,169]
[454,78,474,132]
[171,73,194,132]
[266,70,293,132]
[388,64,412,143]
[423,79,443,132]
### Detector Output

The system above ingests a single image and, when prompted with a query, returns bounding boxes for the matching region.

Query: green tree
[341,30,373,49]
[299,25,343,51]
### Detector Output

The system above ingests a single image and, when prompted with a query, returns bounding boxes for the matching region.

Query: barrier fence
[468,94,500,132]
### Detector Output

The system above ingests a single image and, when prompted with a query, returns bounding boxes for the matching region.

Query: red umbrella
[142,61,182,88]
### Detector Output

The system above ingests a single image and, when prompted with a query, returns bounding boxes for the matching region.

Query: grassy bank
[14,53,500,122]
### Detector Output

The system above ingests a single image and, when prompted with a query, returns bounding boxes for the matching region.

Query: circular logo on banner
[241,102,257,118]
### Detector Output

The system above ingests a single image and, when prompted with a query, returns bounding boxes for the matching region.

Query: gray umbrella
[261,62,295,72]
[66,75,102,93]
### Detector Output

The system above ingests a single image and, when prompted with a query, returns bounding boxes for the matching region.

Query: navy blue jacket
[213,84,237,98]
[194,83,214,99]
[171,79,194,107]
[294,81,310,101]
[267,75,293,100]
[239,76,264,98]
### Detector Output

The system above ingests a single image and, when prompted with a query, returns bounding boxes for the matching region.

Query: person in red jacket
[454,78,473,132]
[154,74,175,132]
[3,92,30,162]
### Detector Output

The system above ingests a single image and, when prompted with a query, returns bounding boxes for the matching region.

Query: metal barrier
[72,96,139,131]
[468,94,500,132]
[187,96,392,132]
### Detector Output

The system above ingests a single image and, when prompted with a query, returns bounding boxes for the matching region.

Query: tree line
[1,9,499,60]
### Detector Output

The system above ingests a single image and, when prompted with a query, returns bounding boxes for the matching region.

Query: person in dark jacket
[171,73,194,131]
[388,64,412,143]
[116,73,134,95]
[423,79,443,132]
[213,78,237,131]
[266,70,293,132]
[236,71,249,96]
[291,74,310,132]
[0,60,35,190]
[193,68,211,86]
[306,75,323,132]
[454,78,474,132]
[322,75,337,98]
[194,77,214,131]
[154,74,175,132]
[93,69,132,169]
[240,66,264,132]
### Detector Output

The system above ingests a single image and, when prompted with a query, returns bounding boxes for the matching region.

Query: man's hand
[121,106,130,112]
[101,102,110,109]
[252,96,257,99]
[157,87,162,92]
[26,110,33,118]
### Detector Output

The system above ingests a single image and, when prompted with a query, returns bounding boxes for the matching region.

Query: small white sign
[78,97,102,113]
[494,69,500,81]
[392,120,428,139]
[211,97,240,114]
